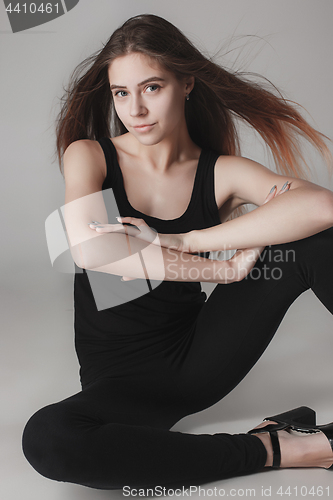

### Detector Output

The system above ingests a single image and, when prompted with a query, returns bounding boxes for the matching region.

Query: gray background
[1,1,332,499]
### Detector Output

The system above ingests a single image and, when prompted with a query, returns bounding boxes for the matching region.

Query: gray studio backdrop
[1,1,332,499]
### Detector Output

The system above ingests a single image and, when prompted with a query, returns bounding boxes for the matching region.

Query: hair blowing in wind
[56,13,332,184]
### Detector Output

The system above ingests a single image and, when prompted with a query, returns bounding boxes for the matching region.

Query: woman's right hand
[226,182,291,282]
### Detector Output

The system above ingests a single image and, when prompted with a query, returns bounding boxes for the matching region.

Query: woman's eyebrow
[110,76,165,90]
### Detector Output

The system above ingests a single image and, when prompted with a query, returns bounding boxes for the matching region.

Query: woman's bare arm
[186,156,333,253]
[63,140,260,283]
[86,232,262,284]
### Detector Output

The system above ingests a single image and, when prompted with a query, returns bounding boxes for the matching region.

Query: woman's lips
[133,123,156,132]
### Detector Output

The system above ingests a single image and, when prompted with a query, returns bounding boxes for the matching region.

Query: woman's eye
[145,85,160,93]
[114,90,128,97]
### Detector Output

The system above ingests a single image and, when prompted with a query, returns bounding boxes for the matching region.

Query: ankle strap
[270,430,281,468]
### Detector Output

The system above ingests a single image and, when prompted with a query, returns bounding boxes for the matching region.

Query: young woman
[22,14,333,490]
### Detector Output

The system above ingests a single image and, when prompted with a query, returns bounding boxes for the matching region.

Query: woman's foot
[252,420,333,469]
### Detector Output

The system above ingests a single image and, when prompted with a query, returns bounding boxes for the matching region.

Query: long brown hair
[56,14,331,183]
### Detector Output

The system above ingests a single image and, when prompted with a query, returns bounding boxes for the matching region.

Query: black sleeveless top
[73,137,222,387]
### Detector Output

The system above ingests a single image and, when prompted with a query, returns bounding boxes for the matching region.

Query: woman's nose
[129,95,147,117]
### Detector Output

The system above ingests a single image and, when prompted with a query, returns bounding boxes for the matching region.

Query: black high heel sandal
[247,406,333,470]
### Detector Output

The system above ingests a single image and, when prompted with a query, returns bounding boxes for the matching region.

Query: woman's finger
[263,185,277,204]
[116,216,146,227]
[89,223,140,236]
[278,181,291,194]
[88,217,158,245]
[263,182,290,205]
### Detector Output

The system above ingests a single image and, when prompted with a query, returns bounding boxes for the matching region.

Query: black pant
[22,228,333,490]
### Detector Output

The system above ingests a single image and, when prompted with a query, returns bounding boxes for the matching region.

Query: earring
[186,94,190,101]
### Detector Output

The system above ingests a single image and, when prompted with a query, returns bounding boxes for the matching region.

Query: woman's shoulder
[215,154,248,167]
[63,139,107,182]
[214,154,276,179]
[213,154,246,189]
[64,138,105,157]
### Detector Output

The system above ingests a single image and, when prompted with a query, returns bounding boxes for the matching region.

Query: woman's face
[108,52,192,146]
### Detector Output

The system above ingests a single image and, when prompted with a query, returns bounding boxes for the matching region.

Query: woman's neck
[117,129,201,174]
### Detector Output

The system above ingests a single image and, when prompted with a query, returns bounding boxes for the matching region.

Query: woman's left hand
[89,216,158,243]
[88,217,186,281]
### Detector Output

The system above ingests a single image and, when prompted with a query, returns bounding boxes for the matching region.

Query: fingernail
[281,181,289,191]
[269,185,277,194]
[95,226,104,228]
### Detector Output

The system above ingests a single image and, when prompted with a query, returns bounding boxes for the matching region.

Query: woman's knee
[22,403,75,482]
[287,226,333,256]
[22,401,123,488]
[261,226,333,276]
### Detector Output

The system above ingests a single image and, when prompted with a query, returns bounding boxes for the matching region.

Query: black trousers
[22,228,333,490]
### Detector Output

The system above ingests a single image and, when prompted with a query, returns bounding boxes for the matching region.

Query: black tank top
[73,137,222,387]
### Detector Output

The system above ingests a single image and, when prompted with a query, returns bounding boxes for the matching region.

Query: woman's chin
[132,132,164,146]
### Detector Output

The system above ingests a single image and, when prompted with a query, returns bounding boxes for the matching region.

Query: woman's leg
[252,420,333,470]
[22,378,267,489]
[22,381,333,490]
[177,227,333,412]
[22,228,333,490]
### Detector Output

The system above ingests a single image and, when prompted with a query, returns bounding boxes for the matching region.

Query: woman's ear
[185,76,195,95]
